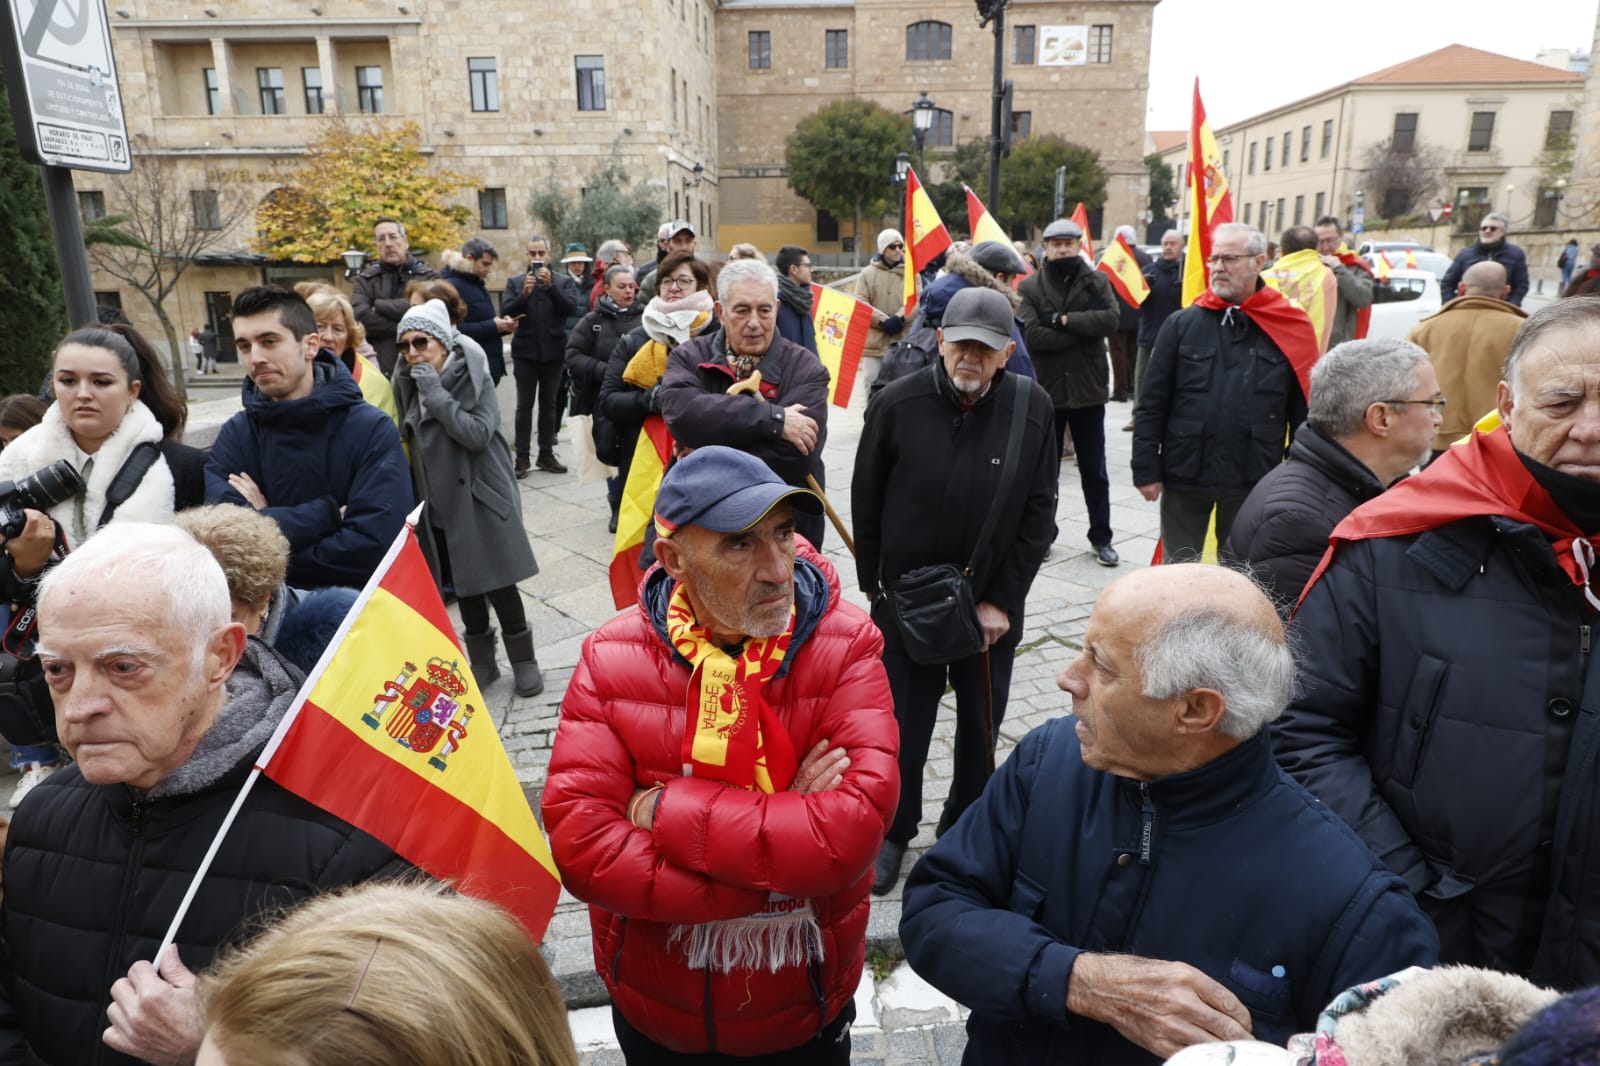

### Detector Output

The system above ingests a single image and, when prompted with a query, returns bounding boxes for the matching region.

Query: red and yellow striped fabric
[810,283,872,407]
[903,167,952,317]
[608,415,674,609]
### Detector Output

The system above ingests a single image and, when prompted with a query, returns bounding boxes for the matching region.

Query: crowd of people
[0,206,1599,1066]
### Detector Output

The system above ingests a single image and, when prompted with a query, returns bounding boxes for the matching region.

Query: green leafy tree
[925,141,989,239]
[528,144,664,258]
[1145,152,1177,229]
[786,101,911,265]
[253,119,473,261]
[1000,136,1107,236]
[0,78,68,392]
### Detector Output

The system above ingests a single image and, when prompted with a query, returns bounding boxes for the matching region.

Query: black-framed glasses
[1380,397,1447,414]
[402,335,436,352]
[1206,253,1253,266]
[885,242,905,250]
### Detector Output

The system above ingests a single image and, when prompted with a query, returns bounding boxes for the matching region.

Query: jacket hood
[639,542,837,677]
[921,252,1020,323]
[440,263,486,290]
[598,296,645,321]
[242,349,367,425]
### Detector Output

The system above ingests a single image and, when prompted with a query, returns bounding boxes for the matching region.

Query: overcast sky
[1145,0,1599,131]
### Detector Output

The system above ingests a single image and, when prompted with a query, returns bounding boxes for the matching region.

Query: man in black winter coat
[1133,230,1184,409]
[1,526,403,1066]
[501,233,577,477]
[854,286,1058,897]
[1441,212,1531,307]
[565,264,642,531]
[350,217,437,375]
[1279,298,1600,989]
[1223,338,1442,615]
[438,236,514,382]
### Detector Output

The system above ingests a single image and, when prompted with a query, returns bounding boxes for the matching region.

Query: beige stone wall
[1562,7,1600,256]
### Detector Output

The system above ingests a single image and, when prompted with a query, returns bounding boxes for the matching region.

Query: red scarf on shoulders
[1335,251,1375,339]
[1299,426,1600,612]
[1193,284,1320,401]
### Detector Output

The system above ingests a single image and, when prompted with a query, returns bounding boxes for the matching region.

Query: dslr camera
[0,461,85,540]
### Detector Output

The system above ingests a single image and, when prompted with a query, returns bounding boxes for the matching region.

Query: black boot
[873,840,906,896]
[607,493,621,534]
[535,450,567,474]
[514,455,531,479]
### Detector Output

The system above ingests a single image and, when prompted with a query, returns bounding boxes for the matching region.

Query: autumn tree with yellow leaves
[253,120,474,262]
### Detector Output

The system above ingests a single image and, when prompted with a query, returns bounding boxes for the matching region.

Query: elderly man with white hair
[1223,338,1443,614]
[0,523,402,1066]
[900,564,1439,1066]
[660,256,832,548]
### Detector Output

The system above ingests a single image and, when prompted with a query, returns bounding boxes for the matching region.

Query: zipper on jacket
[1583,624,1591,659]
[1138,784,1155,865]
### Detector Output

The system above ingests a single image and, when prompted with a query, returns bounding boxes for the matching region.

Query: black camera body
[0,461,85,540]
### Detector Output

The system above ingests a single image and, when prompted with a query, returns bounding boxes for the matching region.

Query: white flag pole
[150,503,426,964]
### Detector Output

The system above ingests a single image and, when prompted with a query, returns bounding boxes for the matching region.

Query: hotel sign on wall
[1039,26,1088,66]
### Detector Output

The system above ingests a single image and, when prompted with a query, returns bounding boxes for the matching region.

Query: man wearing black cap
[1018,217,1123,567]
[854,286,1058,896]
[544,445,898,1064]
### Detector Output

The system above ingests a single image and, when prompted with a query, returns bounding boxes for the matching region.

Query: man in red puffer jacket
[543,446,899,1063]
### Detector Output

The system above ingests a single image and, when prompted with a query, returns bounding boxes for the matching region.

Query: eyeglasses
[1480,225,1504,233]
[885,243,905,250]
[402,335,436,352]
[1206,253,1254,266]
[1380,397,1447,414]
[660,275,696,291]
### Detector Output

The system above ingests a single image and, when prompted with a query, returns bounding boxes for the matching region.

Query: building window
[1546,109,1574,150]
[1468,111,1495,152]
[191,189,221,231]
[1013,24,1035,64]
[816,209,839,242]
[748,30,771,69]
[469,57,498,112]
[575,55,605,110]
[94,290,122,311]
[1088,24,1112,63]
[1294,194,1305,225]
[927,107,954,147]
[356,66,384,114]
[479,188,508,230]
[203,67,220,116]
[1456,186,1490,231]
[1381,188,1410,218]
[1011,110,1031,139]
[1281,132,1290,168]
[256,67,284,115]
[825,29,847,69]
[1315,191,1326,218]
[1300,125,1311,162]
[1276,197,1286,225]
[1263,140,1271,171]
[1260,200,1271,228]
[302,67,323,114]
[77,190,106,221]
[1535,186,1560,227]
[1392,112,1417,153]
[1243,202,1251,226]
[906,21,952,61]
[1248,141,1257,175]
[1223,148,1230,173]
[1322,119,1333,159]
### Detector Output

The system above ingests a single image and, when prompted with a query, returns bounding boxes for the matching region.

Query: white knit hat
[397,298,454,350]
[878,228,905,253]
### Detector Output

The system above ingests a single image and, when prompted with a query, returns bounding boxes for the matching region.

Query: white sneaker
[9,762,57,809]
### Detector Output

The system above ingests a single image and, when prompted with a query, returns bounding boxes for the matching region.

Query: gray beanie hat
[396,299,455,350]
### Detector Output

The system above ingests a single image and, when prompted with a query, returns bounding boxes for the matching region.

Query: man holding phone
[501,234,577,477]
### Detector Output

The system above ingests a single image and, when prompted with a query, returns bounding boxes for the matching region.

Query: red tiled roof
[1149,130,1187,153]
[1353,44,1583,85]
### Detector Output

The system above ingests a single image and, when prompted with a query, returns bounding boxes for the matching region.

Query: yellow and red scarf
[667,582,798,792]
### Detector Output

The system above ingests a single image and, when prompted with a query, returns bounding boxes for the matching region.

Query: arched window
[906,21,952,61]
[928,108,954,147]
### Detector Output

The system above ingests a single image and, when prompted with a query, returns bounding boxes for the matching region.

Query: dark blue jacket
[901,721,1438,1066]
[205,352,413,589]
[440,266,506,381]
[1279,512,1600,988]
[1138,256,1184,348]
[1441,241,1530,306]
[776,298,818,354]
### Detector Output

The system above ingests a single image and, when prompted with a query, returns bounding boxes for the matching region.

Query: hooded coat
[1017,256,1120,409]
[0,641,406,1065]
[1405,294,1527,452]
[204,352,413,590]
[541,546,898,1056]
[438,251,507,381]
[391,337,537,598]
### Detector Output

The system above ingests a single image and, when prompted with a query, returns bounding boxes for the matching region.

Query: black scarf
[778,274,813,318]
[1519,451,1600,536]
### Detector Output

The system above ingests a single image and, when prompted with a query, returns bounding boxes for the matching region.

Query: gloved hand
[409,361,443,391]
[879,314,904,336]
[646,383,663,412]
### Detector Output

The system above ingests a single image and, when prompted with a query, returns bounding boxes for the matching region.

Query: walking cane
[980,646,997,777]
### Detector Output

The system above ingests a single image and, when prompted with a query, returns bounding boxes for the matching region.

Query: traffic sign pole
[41,165,95,326]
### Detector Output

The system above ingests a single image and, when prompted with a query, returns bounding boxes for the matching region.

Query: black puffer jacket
[565,297,643,417]
[1278,517,1600,988]
[1017,257,1119,409]
[0,642,405,1065]
[1138,256,1184,348]
[1222,423,1386,615]
[1131,290,1308,498]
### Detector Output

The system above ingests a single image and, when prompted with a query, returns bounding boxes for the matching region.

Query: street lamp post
[895,151,911,239]
[341,249,368,279]
[911,91,935,176]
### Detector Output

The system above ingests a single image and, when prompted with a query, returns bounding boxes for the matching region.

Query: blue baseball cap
[654,446,822,537]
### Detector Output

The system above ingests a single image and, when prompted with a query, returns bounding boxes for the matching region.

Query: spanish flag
[1375,251,1393,282]
[259,505,561,940]
[903,167,952,317]
[1181,80,1234,307]
[1404,248,1418,269]
[965,185,1011,248]
[609,415,674,609]
[811,282,872,407]
[1098,233,1150,307]
[1262,247,1338,353]
[1071,202,1096,263]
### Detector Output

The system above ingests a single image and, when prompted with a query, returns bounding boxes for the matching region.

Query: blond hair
[201,882,578,1066]
[296,284,367,351]
[173,505,289,608]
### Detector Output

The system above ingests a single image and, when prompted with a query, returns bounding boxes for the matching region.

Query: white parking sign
[1,0,130,172]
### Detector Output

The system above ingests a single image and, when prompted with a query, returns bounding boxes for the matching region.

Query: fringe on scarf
[668,911,824,974]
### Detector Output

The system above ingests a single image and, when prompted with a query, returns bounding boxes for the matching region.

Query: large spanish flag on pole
[1071,202,1096,263]
[1098,233,1150,307]
[609,415,673,609]
[1181,79,1234,307]
[811,282,872,407]
[903,167,952,317]
[964,185,1012,248]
